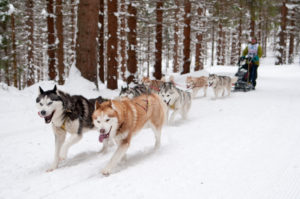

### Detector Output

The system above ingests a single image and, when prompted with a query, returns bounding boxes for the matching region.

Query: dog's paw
[101,168,111,176]
[46,166,56,172]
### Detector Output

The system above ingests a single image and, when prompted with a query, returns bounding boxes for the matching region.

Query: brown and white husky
[141,77,165,93]
[92,93,167,176]
[186,76,208,98]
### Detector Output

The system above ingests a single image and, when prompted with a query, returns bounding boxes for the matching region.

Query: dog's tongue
[99,133,109,143]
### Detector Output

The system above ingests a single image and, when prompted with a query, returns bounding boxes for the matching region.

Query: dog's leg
[48,127,66,172]
[149,123,162,149]
[99,138,110,154]
[203,86,207,97]
[222,88,225,97]
[192,88,199,98]
[102,141,129,176]
[60,133,82,160]
[213,89,218,100]
[169,110,178,124]
[227,85,231,96]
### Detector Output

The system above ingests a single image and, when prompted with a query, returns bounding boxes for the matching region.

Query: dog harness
[135,98,149,112]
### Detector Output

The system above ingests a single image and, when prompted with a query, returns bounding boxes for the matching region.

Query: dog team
[36,73,237,176]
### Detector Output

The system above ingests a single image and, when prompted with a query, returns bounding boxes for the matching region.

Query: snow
[1,56,300,199]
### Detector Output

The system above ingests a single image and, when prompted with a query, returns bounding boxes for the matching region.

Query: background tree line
[0,0,299,90]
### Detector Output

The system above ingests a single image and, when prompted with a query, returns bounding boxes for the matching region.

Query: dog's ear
[95,101,102,110]
[39,86,44,95]
[53,85,57,92]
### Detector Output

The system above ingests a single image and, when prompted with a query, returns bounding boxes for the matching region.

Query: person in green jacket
[242,37,263,89]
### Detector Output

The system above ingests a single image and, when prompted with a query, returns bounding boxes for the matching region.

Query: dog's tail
[231,76,238,84]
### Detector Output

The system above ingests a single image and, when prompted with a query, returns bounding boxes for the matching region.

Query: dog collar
[169,104,176,110]
[60,119,67,131]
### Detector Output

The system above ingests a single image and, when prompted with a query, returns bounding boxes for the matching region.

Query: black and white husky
[36,85,107,171]
[119,83,150,99]
[159,82,192,124]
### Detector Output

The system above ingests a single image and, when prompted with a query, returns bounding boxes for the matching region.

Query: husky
[207,74,238,99]
[159,81,192,124]
[141,77,165,93]
[92,93,167,176]
[36,85,107,171]
[119,83,150,99]
[186,76,208,98]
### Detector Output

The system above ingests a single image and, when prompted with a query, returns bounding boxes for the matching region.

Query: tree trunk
[98,0,104,83]
[11,12,17,87]
[26,0,35,87]
[106,0,118,89]
[120,0,126,81]
[250,1,255,38]
[56,0,64,85]
[47,0,56,81]
[288,7,295,64]
[153,0,163,80]
[275,0,288,65]
[127,2,137,84]
[217,23,223,65]
[70,0,76,65]
[173,0,180,73]
[230,26,238,65]
[181,0,191,74]
[211,23,215,66]
[195,5,204,71]
[76,0,99,87]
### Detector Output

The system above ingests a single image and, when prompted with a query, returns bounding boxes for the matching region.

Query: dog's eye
[40,103,43,106]
[106,119,110,122]
[47,102,53,106]
[97,121,101,123]
[167,95,169,97]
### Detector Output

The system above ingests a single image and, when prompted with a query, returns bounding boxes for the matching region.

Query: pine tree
[181,0,191,74]
[127,2,137,84]
[76,0,99,87]
[106,0,118,89]
[153,0,163,80]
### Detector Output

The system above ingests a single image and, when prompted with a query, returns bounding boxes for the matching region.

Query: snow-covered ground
[1,56,300,199]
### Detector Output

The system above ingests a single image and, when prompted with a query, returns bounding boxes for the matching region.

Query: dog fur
[36,85,107,171]
[159,81,192,124]
[141,77,165,93]
[92,93,167,175]
[119,83,150,99]
[207,74,238,99]
[186,76,208,98]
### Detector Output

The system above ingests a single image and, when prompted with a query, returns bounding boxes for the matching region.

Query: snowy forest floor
[1,56,300,199]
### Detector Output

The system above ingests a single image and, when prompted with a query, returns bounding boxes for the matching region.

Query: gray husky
[119,83,150,99]
[159,82,192,124]
[36,85,107,171]
[208,74,237,99]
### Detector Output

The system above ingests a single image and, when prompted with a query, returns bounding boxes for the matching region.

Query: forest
[0,0,299,90]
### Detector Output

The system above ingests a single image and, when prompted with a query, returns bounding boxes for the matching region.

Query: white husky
[208,74,238,99]
[159,82,192,124]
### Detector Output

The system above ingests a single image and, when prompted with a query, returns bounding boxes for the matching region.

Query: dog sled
[233,56,255,92]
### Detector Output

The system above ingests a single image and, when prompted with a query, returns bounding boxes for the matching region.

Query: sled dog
[207,74,238,99]
[159,81,192,123]
[119,83,150,99]
[141,77,165,93]
[36,85,107,171]
[92,93,167,175]
[186,76,208,98]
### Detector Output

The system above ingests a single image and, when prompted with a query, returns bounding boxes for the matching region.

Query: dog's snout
[41,110,46,116]
[100,128,105,134]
